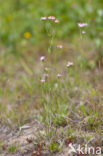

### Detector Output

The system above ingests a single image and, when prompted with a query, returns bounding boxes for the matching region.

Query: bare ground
[0,114,103,156]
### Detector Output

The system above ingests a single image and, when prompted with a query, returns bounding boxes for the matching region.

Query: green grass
[0,1,103,153]
[0,37,103,152]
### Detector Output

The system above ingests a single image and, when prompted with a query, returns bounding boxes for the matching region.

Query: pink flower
[41,73,48,83]
[55,19,60,23]
[48,16,55,20]
[40,56,45,61]
[41,79,45,83]
[78,22,88,28]
[82,31,86,34]
[44,67,49,71]
[56,45,63,49]
[57,74,62,78]
[67,61,74,67]
[41,17,47,20]
[42,73,48,78]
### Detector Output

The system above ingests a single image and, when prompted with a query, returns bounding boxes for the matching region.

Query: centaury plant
[38,16,74,136]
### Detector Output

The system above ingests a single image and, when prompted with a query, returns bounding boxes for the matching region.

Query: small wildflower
[78,22,88,28]
[42,73,48,79]
[41,79,45,83]
[57,73,62,78]
[67,61,74,67]
[41,16,47,20]
[56,45,63,49]
[44,67,49,71]
[82,31,86,34]
[48,16,55,20]
[55,19,60,23]
[40,56,45,61]
[24,32,31,39]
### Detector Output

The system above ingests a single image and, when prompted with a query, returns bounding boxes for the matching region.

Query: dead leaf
[2,144,7,150]
[26,137,33,143]
[65,138,72,146]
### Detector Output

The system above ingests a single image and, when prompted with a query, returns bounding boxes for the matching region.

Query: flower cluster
[41,16,60,23]
[78,22,88,28]
[48,16,55,20]
[77,22,88,35]
[40,56,74,83]
[41,72,49,83]
[39,17,76,83]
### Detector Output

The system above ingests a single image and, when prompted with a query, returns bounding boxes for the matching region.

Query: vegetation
[0,0,103,155]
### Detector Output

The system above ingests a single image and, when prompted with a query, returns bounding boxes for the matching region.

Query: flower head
[82,30,86,34]
[24,32,31,39]
[42,73,48,79]
[40,56,45,61]
[55,19,60,23]
[56,45,63,49]
[57,73,62,78]
[67,61,74,67]
[44,67,49,71]
[78,22,88,28]
[41,17,47,20]
[41,79,45,83]
[48,16,55,20]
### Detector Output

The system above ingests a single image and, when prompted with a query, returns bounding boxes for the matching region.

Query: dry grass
[0,39,103,155]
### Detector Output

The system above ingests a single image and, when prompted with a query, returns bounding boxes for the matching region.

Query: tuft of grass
[48,141,60,153]
[8,145,16,153]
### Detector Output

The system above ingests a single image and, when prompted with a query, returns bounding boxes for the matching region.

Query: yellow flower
[24,32,31,39]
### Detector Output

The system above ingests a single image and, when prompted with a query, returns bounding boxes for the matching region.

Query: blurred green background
[0,0,103,55]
